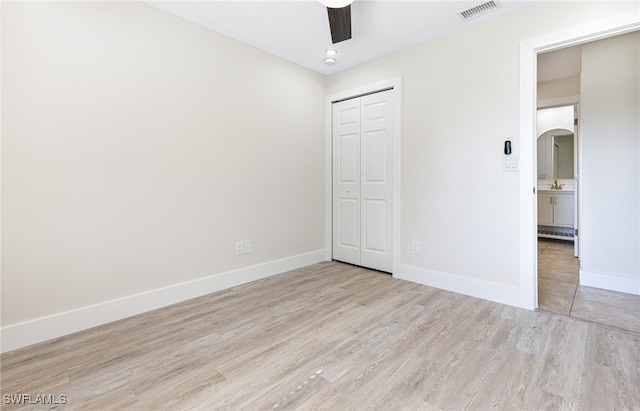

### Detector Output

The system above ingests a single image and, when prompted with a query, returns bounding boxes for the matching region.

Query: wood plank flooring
[538,239,640,333]
[2,261,639,410]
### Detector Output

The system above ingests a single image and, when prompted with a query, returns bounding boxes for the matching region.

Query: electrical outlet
[235,241,244,255]
[244,240,252,253]
[411,240,420,255]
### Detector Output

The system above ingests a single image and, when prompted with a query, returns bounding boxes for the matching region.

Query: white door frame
[518,11,639,309]
[325,77,403,275]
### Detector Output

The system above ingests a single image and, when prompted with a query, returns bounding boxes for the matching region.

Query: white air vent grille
[458,1,500,21]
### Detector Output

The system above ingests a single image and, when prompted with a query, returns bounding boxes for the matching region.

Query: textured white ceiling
[145,0,540,75]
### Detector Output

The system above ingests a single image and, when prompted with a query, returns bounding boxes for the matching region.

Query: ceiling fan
[319,0,353,44]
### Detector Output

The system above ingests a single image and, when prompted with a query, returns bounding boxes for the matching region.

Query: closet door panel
[360,91,393,272]
[332,98,361,265]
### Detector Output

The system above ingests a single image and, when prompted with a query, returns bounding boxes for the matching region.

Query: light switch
[503,156,519,172]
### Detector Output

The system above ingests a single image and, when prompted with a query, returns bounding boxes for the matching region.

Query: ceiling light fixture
[325,49,338,56]
[319,0,353,9]
[324,57,337,66]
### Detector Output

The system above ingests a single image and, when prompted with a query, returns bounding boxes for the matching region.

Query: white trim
[324,77,403,274]
[0,250,325,353]
[519,10,640,310]
[580,270,640,296]
[397,265,521,308]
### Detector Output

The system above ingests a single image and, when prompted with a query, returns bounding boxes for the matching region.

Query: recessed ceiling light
[325,49,338,56]
[324,57,337,66]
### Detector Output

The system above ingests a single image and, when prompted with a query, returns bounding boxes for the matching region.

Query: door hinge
[574,118,578,126]
[533,187,536,194]
[574,228,579,236]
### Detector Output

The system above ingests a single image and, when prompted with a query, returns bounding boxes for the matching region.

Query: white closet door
[332,98,361,265]
[360,90,393,272]
[332,90,393,272]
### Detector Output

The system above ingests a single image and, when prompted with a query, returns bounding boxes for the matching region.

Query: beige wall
[580,31,640,285]
[2,1,326,327]
[326,1,639,291]
[2,0,639,350]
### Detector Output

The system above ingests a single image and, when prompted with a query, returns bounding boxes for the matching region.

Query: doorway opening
[535,100,581,315]
[519,10,639,313]
[536,104,579,255]
[533,35,640,331]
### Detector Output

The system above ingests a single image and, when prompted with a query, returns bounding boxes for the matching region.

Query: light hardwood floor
[538,238,640,333]
[2,261,639,410]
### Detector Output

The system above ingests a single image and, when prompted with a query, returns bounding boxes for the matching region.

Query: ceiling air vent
[458,1,500,21]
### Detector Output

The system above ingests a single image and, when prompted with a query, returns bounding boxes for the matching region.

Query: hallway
[538,239,640,333]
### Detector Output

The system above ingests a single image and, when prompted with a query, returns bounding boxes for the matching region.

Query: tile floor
[538,238,640,334]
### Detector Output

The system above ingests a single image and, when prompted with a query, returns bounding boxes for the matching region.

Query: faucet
[550,179,564,190]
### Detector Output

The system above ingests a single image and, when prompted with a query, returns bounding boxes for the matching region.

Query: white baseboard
[1,250,326,353]
[395,264,522,308]
[580,269,640,296]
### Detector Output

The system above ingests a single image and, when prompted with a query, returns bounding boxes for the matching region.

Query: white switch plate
[235,241,244,255]
[503,156,519,172]
[244,240,252,253]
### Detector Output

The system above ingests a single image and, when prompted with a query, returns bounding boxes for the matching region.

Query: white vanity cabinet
[538,190,574,227]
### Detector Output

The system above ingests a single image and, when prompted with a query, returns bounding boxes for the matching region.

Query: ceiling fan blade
[327,5,351,44]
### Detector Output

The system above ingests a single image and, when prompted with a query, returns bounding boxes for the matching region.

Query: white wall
[579,31,640,294]
[537,106,574,137]
[1,1,326,350]
[538,75,580,102]
[326,1,639,305]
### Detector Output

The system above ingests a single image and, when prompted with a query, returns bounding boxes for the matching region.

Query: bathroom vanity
[538,189,574,240]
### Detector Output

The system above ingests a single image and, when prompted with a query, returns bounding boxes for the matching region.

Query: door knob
[346,188,350,193]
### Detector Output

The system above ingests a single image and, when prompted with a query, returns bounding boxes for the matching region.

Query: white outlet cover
[244,240,252,253]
